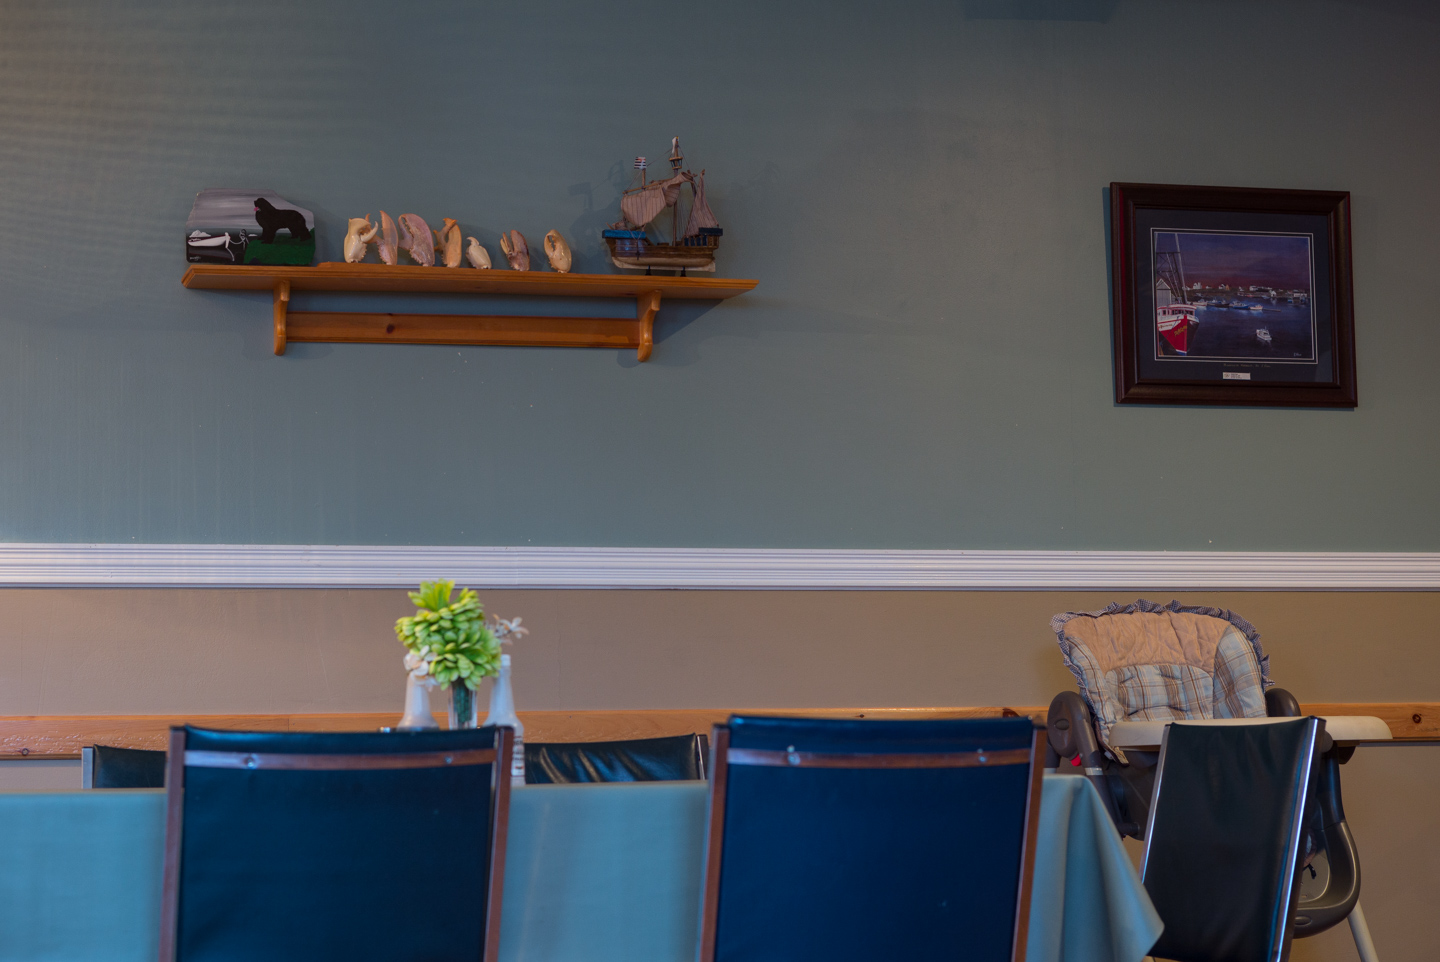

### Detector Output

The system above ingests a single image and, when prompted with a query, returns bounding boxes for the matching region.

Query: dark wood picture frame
[1110,182,1356,407]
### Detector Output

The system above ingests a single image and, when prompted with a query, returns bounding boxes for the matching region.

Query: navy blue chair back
[700,715,1043,962]
[160,725,513,962]
[87,744,167,788]
[1141,717,1322,962]
[525,733,708,783]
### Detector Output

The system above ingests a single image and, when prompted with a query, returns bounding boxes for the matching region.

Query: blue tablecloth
[0,775,1160,962]
[1027,776,1164,962]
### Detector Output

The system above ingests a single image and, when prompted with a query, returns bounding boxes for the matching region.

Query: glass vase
[397,672,439,731]
[449,681,478,730]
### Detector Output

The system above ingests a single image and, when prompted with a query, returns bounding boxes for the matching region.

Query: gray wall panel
[0,1,1435,548]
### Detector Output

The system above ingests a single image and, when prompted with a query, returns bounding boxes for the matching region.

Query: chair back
[84,744,167,788]
[1051,599,1272,759]
[525,733,708,783]
[160,725,513,962]
[1141,717,1321,962]
[699,715,1043,962]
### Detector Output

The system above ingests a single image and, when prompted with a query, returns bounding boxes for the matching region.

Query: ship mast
[669,137,683,244]
[1173,232,1188,300]
[1155,232,1190,305]
[627,156,648,229]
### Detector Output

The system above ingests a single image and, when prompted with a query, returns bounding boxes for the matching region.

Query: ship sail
[621,172,689,228]
[621,184,666,229]
[682,170,718,237]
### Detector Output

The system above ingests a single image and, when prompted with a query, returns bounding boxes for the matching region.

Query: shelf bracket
[272,280,291,356]
[636,290,661,362]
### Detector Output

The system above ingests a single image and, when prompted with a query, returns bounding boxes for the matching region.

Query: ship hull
[610,253,717,270]
[604,230,721,272]
[1157,305,1198,355]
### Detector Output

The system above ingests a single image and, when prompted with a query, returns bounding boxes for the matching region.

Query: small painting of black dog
[254,197,312,243]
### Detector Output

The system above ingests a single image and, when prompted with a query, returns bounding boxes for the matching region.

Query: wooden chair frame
[698,720,1045,962]
[158,725,514,962]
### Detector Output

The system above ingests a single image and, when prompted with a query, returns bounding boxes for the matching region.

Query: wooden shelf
[3,701,1434,756]
[181,263,758,360]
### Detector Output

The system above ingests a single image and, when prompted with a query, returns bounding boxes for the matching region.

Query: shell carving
[343,215,379,263]
[543,230,572,273]
[432,217,462,268]
[499,230,530,271]
[398,214,435,267]
[465,236,491,269]
[375,211,399,266]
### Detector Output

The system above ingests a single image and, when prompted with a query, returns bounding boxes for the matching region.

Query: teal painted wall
[0,1,1435,549]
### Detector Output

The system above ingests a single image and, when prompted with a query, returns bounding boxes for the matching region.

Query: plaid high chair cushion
[1051,599,1273,760]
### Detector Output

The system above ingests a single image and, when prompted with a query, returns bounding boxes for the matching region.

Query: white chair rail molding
[0,544,1437,589]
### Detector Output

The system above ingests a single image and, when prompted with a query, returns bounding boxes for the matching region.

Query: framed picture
[1109,183,1355,407]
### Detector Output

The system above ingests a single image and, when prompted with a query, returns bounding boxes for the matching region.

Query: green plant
[395,580,500,689]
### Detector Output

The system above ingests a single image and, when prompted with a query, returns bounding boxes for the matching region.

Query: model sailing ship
[604,138,723,273]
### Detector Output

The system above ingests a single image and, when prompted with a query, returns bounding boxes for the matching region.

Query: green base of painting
[244,236,315,266]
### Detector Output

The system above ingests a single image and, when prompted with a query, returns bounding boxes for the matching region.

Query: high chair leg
[1348,902,1379,962]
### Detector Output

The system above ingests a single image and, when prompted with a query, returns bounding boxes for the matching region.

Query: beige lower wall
[3,588,1439,714]
[1,587,1436,960]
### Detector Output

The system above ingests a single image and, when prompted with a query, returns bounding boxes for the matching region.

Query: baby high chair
[1045,599,1383,959]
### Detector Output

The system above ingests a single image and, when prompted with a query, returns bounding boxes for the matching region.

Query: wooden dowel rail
[2,703,1436,759]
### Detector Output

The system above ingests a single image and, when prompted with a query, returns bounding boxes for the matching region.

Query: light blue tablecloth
[0,775,1160,962]
[1027,775,1164,962]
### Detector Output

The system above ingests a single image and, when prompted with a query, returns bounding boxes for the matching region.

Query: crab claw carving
[543,230,572,273]
[499,230,529,271]
[376,211,399,266]
[465,237,491,269]
[397,213,435,267]
[344,215,379,263]
[432,218,462,268]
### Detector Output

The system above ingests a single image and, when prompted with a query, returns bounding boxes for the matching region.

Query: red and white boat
[1154,236,1198,355]
[1157,303,1198,355]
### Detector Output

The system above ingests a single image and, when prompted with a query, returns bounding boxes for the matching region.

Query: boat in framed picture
[603,138,723,274]
[1153,241,1200,355]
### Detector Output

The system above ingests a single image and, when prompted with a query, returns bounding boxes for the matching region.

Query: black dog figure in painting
[254,197,311,243]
